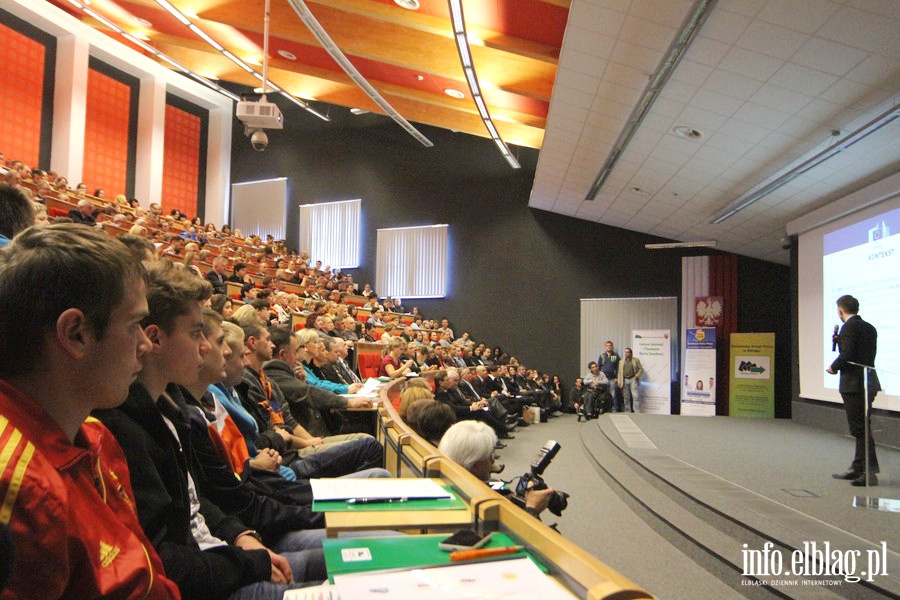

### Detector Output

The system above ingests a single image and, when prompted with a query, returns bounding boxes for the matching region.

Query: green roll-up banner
[729,333,775,417]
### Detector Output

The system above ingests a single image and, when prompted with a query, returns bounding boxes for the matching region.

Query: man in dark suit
[205,256,228,294]
[68,199,96,226]
[827,294,880,486]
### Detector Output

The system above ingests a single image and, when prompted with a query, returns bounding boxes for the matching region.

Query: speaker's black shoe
[832,470,861,480]
[851,473,878,486]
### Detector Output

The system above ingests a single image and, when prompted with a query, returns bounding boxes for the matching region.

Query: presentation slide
[822,207,900,393]
[798,196,900,412]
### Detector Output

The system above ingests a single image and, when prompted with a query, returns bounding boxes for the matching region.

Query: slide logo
[868,221,889,242]
[735,356,770,379]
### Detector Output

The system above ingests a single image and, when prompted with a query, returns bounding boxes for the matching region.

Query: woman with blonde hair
[231,302,263,327]
[397,383,433,419]
[379,337,414,379]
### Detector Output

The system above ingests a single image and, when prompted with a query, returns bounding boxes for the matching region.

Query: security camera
[250,129,268,152]
[780,236,792,250]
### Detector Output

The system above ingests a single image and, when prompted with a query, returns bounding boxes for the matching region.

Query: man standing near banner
[617,348,643,413]
[826,295,880,487]
[598,341,622,411]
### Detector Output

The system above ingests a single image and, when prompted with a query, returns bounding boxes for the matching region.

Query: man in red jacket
[0,224,179,599]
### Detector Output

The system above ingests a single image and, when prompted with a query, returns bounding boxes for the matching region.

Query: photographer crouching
[438,421,567,520]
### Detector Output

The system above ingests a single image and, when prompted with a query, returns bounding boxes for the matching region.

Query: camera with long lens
[512,440,569,517]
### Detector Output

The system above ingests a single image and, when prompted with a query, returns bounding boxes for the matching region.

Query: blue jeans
[289,436,385,479]
[227,548,326,599]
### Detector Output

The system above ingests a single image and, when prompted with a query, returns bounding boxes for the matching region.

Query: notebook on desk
[311,478,467,512]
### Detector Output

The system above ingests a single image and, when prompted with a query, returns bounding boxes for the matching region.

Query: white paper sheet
[310,478,452,501]
[333,557,576,599]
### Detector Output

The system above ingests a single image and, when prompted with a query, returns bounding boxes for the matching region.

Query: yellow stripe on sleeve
[0,441,35,525]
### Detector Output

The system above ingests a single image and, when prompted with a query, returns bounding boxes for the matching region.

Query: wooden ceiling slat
[197,0,556,102]
[155,40,545,147]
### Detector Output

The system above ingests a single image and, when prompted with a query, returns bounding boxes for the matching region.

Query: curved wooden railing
[373,378,652,600]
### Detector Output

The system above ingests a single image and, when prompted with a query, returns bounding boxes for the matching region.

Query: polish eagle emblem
[695,298,722,327]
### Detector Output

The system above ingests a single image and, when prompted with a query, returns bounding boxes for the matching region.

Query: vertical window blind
[376,224,448,298]
[298,198,361,268]
[231,177,287,240]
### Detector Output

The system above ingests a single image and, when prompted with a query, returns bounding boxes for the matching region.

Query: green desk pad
[323,532,548,582]
[312,485,466,512]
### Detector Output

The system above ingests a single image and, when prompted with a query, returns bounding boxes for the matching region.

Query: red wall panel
[162,103,201,218]
[83,68,130,196]
[0,22,45,167]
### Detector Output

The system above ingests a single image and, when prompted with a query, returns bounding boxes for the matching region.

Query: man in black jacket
[205,256,228,294]
[95,261,324,600]
[827,294,880,486]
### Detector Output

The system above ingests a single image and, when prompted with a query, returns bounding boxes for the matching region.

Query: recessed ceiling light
[134,17,152,27]
[416,75,424,81]
[393,0,421,9]
[444,88,464,99]
[277,49,297,61]
[672,125,703,141]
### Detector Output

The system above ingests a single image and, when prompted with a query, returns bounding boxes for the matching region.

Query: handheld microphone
[832,324,839,351]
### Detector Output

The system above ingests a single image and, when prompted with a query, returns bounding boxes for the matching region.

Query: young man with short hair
[0,225,179,598]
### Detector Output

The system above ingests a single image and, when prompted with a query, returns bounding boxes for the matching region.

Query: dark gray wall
[230,99,789,391]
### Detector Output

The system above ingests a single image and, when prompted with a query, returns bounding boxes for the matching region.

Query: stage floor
[497,412,899,599]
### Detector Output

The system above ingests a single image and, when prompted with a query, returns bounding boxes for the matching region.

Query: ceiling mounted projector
[236,97,284,130]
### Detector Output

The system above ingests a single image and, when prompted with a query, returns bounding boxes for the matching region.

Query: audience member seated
[205,256,229,294]
[0,184,35,247]
[210,293,235,319]
[68,198,97,226]
[262,327,371,441]
[379,337,415,378]
[405,400,455,446]
[0,225,180,598]
[397,384,433,420]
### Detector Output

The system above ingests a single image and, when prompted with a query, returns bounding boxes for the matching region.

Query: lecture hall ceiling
[50,0,899,264]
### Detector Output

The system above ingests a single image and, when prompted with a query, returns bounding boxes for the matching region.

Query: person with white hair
[68,198,97,226]
[439,421,555,518]
[438,420,497,481]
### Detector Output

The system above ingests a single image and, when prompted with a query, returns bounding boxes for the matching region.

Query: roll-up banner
[682,327,716,417]
[730,333,776,418]
[632,330,671,414]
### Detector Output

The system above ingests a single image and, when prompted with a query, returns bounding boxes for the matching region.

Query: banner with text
[632,330,672,414]
[682,328,717,417]
[730,333,776,417]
